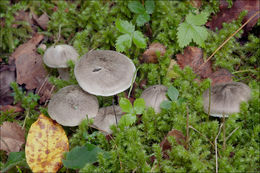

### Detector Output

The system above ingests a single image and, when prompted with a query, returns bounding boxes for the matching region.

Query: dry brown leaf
[25,114,69,173]
[0,121,25,153]
[160,129,186,158]
[176,46,213,78]
[0,105,23,112]
[209,68,233,86]
[190,0,202,8]
[141,42,166,63]
[0,65,15,105]
[33,13,49,30]
[206,0,260,32]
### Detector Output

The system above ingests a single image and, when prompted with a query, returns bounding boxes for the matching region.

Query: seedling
[160,86,180,110]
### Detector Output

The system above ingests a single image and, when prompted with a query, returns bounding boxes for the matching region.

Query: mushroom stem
[207,85,212,122]
[222,115,226,151]
[112,96,118,126]
[58,68,71,81]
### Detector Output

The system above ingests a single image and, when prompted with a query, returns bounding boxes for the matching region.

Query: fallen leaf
[176,46,213,78]
[33,13,49,30]
[160,129,186,158]
[141,42,166,63]
[25,114,69,173]
[0,122,25,153]
[0,65,15,105]
[190,0,202,8]
[206,0,260,32]
[208,68,233,85]
[0,105,23,113]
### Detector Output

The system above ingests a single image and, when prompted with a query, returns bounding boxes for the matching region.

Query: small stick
[189,125,214,148]
[215,123,223,173]
[226,127,239,141]
[197,11,260,71]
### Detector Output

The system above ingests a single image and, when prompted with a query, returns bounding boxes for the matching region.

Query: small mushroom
[92,105,123,134]
[203,82,251,150]
[43,45,79,80]
[48,85,99,126]
[74,50,136,96]
[140,85,168,113]
[203,82,251,117]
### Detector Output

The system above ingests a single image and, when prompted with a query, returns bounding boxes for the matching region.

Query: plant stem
[22,109,30,129]
[226,127,239,141]
[186,106,189,150]
[128,67,139,98]
[232,69,255,74]
[197,11,260,71]
[222,115,226,151]
[215,123,223,173]
[207,85,212,122]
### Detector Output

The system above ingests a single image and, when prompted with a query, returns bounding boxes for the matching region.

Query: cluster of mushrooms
[43,44,251,138]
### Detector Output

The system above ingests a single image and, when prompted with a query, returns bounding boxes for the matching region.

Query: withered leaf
[0,105,23,113]
[176,46,213,78]
[0,122,25,153]
[0,65,15,105]
[209,68,233,86]
[25,114,69,173]
[141,42,166,63]
[33,13,49,30]
[206,0,260,32]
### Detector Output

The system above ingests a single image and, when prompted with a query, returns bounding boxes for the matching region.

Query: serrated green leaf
[186,12,209,26]
[177,23,193,48]
[119,98,133,113]
[136,13,150,26]
[167,86,179,101]
[1,151,27,172]
[128,1,146,14]
[116,34,132,52]
[119,113,136,127]
[133,31,146,48]
[115,19,135,34]
[160,100,172,110]
[190,26,208,48]
[145,0,155,14]
[133,98,146,114]
[63,143,106,169]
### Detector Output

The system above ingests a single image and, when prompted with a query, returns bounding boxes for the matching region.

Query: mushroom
[140,85,168,113]
[203,82,251,149]
[92,105,123,134]
[74,50,136,96]
[43,45,79,80]
[48,85,99,126]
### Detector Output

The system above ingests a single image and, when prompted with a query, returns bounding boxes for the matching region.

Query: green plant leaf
[128,1,146,14]
[136,13,150,26]
[63,143,106,169]
[186,12,209,26]
[190,25,208,48]
[115,19,135,34]
[119,113,136,127]
[1,151,27,172]
[119,98,133,113]
[115,34,132,52]
[167,86,179,101]
[145,0,155,14]
[133,98,146,114]
[160,100,172,110]
[133,31,146,48]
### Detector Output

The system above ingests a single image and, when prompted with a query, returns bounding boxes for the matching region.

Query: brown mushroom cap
[92,106,123,134]
[203,82,251,117]
[43,45,79,68]
[140,85,168,113]
[74,50,136,96]
[48,85,99,126]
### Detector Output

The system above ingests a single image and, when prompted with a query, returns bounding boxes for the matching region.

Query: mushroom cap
[74,50,136,96]
[203,82,251,117]
[48,85,99,126]
[92,105,123,134]
[43,45,79,68]
[140,85,168,113]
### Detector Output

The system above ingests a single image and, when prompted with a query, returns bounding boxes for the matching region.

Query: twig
[215,123,223,173]
[36,75,49,95]
[189,125,214,148]
[197,11,260,71]
[226,127,239,141]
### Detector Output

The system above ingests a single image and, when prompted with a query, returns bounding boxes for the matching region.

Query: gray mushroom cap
[48,85,99,126]
[92,106,123,134]
[43,44,79,68]
[74,50,136,96]
[140,85,168,113]
[203,82,251,117]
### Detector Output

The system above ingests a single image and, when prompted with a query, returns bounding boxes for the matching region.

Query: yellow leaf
[25,114,69,173]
